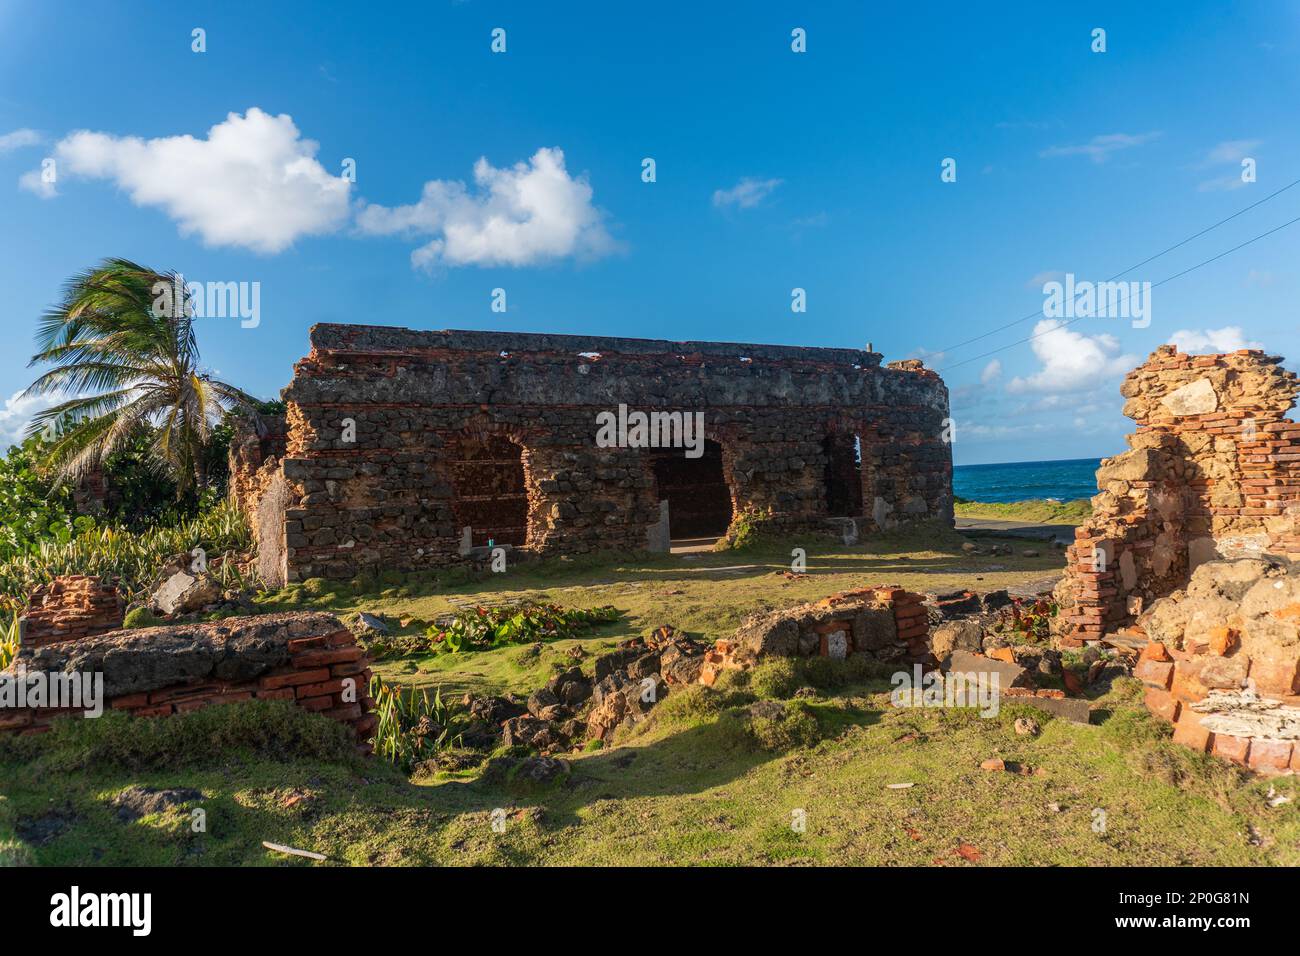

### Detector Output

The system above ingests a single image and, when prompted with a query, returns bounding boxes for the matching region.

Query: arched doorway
[823,432,864,517]
[651,439,733,544]
[448,432,530,547]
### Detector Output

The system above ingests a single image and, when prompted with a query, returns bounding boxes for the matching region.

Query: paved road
[954,517,1078,544]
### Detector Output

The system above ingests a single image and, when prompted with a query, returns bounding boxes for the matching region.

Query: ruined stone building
[233,324,952,586]
[1057,346,1300,646]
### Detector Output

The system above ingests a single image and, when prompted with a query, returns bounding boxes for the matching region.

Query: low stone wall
[701,585,931,680]
[1056,346,1300,646]
[1,611,376,750]
[1133,558,1300,774]
[20,575,125,648]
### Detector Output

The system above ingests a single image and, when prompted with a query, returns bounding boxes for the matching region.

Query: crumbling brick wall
[20,575,125,648]
[242,325,952,585]
[1,611,376,749]
[227,413,287,519]
[1056,346,1300,646]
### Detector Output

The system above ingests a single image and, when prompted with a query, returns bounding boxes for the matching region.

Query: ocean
[952,457,1102,503]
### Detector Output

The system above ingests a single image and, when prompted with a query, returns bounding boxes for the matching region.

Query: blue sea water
[952,458,1102,503]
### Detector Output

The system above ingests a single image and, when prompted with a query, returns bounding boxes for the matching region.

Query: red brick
[1171,715,1212,752]
[324,703,362,722]
[109,693,150,710]
[259,667,331,691]
[1212,733,1250,764]
[295,678,346,699]
[1247,739,1293,772]
[255,688,295,701]
[1143,686,1180,723]
[297,695,334,712]
[1135,658,1174,690]
[287,635,327,652]
[292,647,364,668]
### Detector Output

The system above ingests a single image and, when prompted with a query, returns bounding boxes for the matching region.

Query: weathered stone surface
[151,571,221,616]
[8,612,329,698]
[237,325,953,583]
[930,619,984,661]
[944,649,1032,689]
[1161,377,1218,417]
[1055,345,1300,647]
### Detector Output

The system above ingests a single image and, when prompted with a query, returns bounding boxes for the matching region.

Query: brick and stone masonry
[20,575,125,648]
[1054,346,1300,647]
[237,325,953,586]
[0,611,377,749]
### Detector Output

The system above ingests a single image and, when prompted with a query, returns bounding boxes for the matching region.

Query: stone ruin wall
[1056,346,1300,646]
[1,610,376,749]
[242,324,953,586]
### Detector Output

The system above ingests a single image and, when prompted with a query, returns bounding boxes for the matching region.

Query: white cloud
[35,108,351,253]
[0,128,41,153]
[1039,131,1162,164]
[712,176,782,209]
[1200,139,1260,166]
[1007,319,1138,393]
[18,167,56,198]
[356,147,616,269]
[980,359,1002,384]
[0,390,65,451]
[1168,326,1262,355]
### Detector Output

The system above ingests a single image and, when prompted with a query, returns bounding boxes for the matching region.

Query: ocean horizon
[952,457,1101,504]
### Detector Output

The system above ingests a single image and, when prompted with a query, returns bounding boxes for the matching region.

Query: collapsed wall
[241,325,952,585]
[20,575,125,648]
[0,611,376,749]
[1056,346,1300,646]
[1134,558,1300,774]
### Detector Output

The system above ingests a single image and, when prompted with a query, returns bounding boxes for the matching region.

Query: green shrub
[0,500,251,611]
[749,659,801,699]
[122,607,164,629]
[796,654,892,690]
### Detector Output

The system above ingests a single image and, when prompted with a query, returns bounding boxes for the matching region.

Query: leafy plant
[0,500,251,611]
[369,677,461,770]
[0,612,20,670]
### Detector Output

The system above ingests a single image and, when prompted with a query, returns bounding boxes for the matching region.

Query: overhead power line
[933,175,1300,358]
[939,210,1300,373]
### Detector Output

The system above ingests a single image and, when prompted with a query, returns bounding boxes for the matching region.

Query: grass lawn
[2,522,1293,867]
[953,498,1092,525]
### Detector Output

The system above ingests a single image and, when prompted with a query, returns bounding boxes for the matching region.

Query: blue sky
[1,0,1298,465]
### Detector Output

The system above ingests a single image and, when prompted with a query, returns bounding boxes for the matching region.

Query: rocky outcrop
[1056,346,1300,646]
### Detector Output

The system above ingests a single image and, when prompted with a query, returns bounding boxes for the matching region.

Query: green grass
[5,522,1290,866]
[953,497,1092,525]
[1,673,1295,866]
[255,522,1066,698]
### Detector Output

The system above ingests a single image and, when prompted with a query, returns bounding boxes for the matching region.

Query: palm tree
[22,258,259,497]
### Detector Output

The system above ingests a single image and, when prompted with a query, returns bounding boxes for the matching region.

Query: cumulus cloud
[1168,326,1262,355]
[1006,319,1138,393]
[18,167,56,199]
[0,390,65,451]
[0,128,41,153]
[1039,131,1161,164]
[31,108,351,253]
[980,359,1002,384]
[356,147,617,269]
[712,176,782,210]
